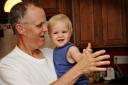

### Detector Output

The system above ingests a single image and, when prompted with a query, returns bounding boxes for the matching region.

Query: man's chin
[38,43,45,48]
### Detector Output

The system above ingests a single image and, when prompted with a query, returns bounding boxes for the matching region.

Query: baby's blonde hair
[48,14,73,34]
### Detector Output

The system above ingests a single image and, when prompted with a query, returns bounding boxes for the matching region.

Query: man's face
[19,5,48,49]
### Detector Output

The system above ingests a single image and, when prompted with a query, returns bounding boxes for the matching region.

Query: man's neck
[17,43,44,59]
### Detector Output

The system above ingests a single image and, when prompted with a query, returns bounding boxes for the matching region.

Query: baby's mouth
[58,39,64,42]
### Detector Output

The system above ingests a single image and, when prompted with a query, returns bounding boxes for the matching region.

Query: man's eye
[36,23,43,28]
[36,21,47,28]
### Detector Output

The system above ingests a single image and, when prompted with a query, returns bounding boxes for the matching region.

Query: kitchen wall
[106,47,128,76]
[93,47,128,80]
[0,24,16,59]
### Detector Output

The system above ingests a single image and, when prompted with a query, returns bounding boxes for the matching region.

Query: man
[0,1,110,85]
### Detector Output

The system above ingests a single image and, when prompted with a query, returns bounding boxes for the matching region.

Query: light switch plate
[114,56,128,64]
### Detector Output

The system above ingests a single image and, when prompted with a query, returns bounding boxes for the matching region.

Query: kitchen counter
[89,82,128,85]
[89,81,128,85]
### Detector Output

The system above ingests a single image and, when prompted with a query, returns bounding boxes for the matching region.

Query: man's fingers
[95,55,110,61]
[95,61,110,66]
[92,67,107,71]
[78,49,110,74]
[90,60,110,71]
[91,50,106,58]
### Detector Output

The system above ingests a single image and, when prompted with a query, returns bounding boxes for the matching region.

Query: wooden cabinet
[32,0,72,17]
[72,0,128,48]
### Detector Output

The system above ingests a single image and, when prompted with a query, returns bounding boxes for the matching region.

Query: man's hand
[76,50,110,74]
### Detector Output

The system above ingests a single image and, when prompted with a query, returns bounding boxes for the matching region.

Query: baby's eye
[53,32,58,34]
[62,31,67,33]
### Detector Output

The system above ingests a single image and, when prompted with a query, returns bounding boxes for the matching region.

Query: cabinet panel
[36,0,57,9]
[102,0,127,47]
[80,0,95,42]
[33,0,58,16]
[33,0,71,17]
[72,0,98,48]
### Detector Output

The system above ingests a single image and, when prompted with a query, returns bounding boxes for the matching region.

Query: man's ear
[15,23,24,34]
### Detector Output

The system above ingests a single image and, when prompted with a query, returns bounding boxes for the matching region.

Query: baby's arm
[67,43,93,78]
[67,46,82,63]
[67,43,92,63]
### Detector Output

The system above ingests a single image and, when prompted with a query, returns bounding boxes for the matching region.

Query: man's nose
[43,26,48,32]
[41,24,48,32]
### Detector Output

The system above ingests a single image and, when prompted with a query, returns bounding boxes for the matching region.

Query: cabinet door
[33,0,71,17]
[72,0,99,48]
[72,0,127,48]
[102,0,127,47]
[33,0,59,16]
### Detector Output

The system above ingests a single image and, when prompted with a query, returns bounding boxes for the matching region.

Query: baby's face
[49,22,72,47]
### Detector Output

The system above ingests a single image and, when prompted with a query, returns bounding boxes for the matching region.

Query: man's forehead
[21,6,46,24]
[27,5,44,14]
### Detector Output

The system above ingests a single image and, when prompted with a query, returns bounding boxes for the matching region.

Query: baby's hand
[83,43,93,55]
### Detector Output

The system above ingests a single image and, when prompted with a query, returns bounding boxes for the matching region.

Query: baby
[48,14,92,85]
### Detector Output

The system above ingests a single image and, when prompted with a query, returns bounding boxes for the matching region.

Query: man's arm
[51,50,110,85]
